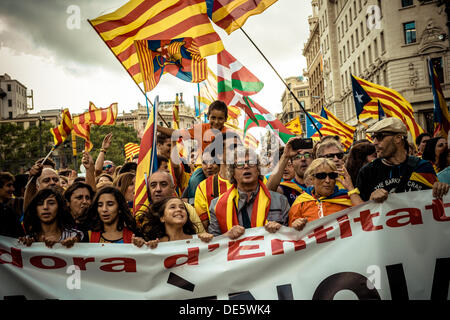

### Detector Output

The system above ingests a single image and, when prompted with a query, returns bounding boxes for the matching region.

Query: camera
[291,138,313,150]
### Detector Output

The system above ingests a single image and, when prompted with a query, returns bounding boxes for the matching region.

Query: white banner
[1,190,449,300]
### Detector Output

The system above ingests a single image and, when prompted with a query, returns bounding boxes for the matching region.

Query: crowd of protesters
[1,100,449,249]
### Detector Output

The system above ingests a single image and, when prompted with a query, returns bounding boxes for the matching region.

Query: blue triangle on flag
[351,75,372,118]
[306,115,322,138]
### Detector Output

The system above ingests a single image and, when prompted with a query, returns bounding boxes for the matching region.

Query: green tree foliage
[0,122,53,174]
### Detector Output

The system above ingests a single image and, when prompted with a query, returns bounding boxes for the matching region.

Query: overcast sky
[0,0,313,116]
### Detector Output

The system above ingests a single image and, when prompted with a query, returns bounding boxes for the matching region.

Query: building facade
[303,0,325,114]
[278,76,311,134]
[0,73,29,119]
[317,0,450,138]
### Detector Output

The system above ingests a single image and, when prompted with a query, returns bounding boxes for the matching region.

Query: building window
[355,28,359,46]
[7,84,11,91]
[374,39,378,58]
[380,31,385,53]
[368,45,372,64]
[8,112,13,119]
[401,0,413,7]
[404,21,416,44]
[351,35,355,52]
[360,22,364,40]
[430,57,444,83]
[8,99,12,107]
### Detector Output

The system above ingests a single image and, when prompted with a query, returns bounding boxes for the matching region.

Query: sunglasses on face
[323,152,345,160]
[235,161,257,169]
[371,132,396,141]
[103,164,113,170]
[293,152,312,160]
[313,172,339,180]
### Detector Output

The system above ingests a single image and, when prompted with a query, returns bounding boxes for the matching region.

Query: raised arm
[266,138,299,191]
[95,132,112,177]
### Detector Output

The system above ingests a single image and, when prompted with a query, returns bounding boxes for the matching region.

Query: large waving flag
[306,111,353,150]
[207,0,278,34]
[89,0,224,87]
[243,97,295,144]
[72,123,93,152]
[351,74,424,144]
[428,59,450,139]
[134,96,159,215]
[351,74,372,119]
[50,109,73,147]
[135,38,208,92]
[217,49,263,122]
[285,116,303,135]
[195,67,218,120]
[320,107,356,149]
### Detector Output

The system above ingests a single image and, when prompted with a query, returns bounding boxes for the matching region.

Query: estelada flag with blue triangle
[306,111,353,150]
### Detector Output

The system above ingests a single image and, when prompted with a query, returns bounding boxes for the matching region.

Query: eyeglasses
[323,152,345,160]
[293,152,312,160]
[313,172,338,180]
[371,132,396,141]
[235,161,257,169]
[103,164,113,170]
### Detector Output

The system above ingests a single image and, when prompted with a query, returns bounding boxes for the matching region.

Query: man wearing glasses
[356,117,448,202]
[208,148,290,239]
[266,137,314,206]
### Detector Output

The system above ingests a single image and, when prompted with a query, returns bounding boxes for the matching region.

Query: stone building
[0,73,29,119]
[317,0,450,137]
[278,76,311,135]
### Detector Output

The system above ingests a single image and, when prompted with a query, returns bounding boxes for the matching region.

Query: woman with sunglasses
[288,158,363,231]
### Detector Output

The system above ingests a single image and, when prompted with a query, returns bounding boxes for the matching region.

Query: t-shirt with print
[356,156,438,201]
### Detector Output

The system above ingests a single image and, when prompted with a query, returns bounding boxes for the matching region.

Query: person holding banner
[132,196,213,248]
[208,148,290,239]
[288,158,362,230]
[357,117,449,202]
[81,186,138,243]
[20,187,83,248]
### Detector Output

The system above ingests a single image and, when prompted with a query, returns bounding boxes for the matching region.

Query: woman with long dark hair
[20,187,83,248]
[422,137,448,173]
[345,141,377,186]
[82,186,138,243]
[132,196,213,248]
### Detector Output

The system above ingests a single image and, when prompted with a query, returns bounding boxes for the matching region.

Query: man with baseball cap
[356,117,448,202]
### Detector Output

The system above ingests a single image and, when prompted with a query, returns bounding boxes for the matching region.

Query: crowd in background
[1,100,449,249]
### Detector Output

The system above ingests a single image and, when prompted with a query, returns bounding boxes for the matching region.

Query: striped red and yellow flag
[89,0,224,86]
[321,107,356,147]
[50,108,73,147]
[124,142,140,160]
[134,96,159,215]
[72,102,118,126]
[308,112,354,150]
[354,75,424,143]
[72,123,93,152]
[208,0,278,34]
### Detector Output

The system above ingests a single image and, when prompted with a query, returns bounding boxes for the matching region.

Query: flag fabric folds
[173,93,180,129]
[135,38,208,92]
[351,74,424,144]
[320,107,356,149]
[89,0,224,87]
[72,123,93,152]
[351,74,372,119]
[243,97,295,144]
[306,111,354,150]
[428,59,450,139]
[285,116,303,135]
[194,67,218,120]
[206,0,278,34]
[134,96,159,215]
[378,100,386,120]
[50,108,73,147]
[217,49,263,122]
[124,143,140,160]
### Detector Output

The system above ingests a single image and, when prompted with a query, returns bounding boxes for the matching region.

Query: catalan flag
[351,74,424,144]
[207,0,278,34]
[194,67,218,120]
[173,93,180,129]
[50,108,73,147]
[428,59,450,139]
[320,107,356,149]
[72,123,93,152]
[134,96,159,215]
[306,111,353,150]
[285,116,303,135]
[89,0,224,87]
[135,38,208,92]
[124,142,140,160]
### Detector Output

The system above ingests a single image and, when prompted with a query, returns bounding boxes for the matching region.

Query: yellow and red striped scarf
[214,180,271,234]
[293,186,352,207]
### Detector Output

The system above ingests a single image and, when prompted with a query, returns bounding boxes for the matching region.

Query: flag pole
[87,19,170,128]
[25,147,55,188]
[239,27,322,136]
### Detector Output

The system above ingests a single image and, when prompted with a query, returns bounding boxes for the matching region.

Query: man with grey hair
[208,148,290,239]
[356,117,448,202]
[24,163,62,211]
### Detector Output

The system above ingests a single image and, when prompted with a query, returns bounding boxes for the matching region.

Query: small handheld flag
[50,108,73,147]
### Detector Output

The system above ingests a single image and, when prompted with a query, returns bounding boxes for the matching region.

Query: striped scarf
[295,186,352,207]
[214,180,271,234]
